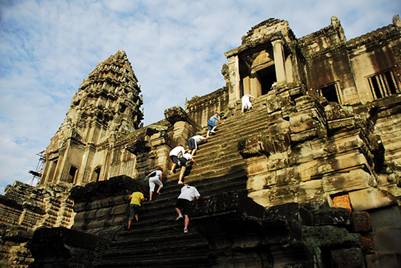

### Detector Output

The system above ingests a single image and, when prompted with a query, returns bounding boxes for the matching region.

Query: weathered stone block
[275,167,298,186]
[349,188,395,211]
[366,253,401,268]
[95,207,112,218]
[323,169,372,193]
[351,211,372,232]
[318,152,369,175]
[298,180,324,201]
[289,111,317,133]
[360,234,374,253]
[111,203,128,216]
[330,248,365,268]
[373,227,401,253]
[313,207,351,226]
[290,128,319,142]
[295,160,320,181]
[248,189,270,207]
[328,117,356,131]
[266,152,289,171]
[246,156,268,175]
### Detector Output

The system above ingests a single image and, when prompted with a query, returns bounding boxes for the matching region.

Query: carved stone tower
[40,50,143,186]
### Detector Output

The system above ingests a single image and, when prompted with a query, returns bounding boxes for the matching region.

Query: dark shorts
[171,155,187,167]
[207,124,215,131]
[188,138,196,150]
[171,155,179,164]
[175,198,192,215]
[129,204,141,219]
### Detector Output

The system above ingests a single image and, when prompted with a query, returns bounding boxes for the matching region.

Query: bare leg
[135,214,139,222]
[211,126,217,133]
[192,148,197,155]
[184,215,190,232]
[149,191,154,201]
[206,130,210,138]
[156,185,163,194]
[178,166,186,184]
[170,163,176,174]
[175,208,183,220]
[128,219,133,230]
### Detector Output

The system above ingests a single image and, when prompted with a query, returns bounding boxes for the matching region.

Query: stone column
[227,55,241,107]
[250,73,262,97]
[272,39,287,84]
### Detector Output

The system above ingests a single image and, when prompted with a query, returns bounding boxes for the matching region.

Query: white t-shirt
[242,95,252,107]
[148,169,162,180]
[169,146,185,157]
[192,135,205,143]
[183,153,193,161]
[178,185,200,201]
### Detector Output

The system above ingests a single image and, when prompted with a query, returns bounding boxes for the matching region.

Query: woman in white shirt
[147,166,163,201]
[241,94,254,112]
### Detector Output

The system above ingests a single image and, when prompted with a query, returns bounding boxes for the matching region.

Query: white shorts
[149,177,163,192]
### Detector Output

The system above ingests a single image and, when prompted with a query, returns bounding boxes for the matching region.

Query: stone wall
[186,87,229,127]
[241,85,401,211]
[0,181,74,267]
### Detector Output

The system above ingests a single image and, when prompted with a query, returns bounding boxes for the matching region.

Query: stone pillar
[272,39,287,84]
[243,76,251,95]
[250,73,262,97]
[172,121,193,146]
[227,55,241,107]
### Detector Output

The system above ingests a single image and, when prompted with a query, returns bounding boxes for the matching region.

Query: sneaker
[184,228,188,233]
[176,215,183,221]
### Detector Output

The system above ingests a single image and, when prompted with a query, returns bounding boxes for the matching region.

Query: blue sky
[0,0,400,192]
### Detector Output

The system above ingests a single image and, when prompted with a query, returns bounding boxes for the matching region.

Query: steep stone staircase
[93,96,271,267]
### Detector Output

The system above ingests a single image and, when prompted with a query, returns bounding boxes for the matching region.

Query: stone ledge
[70,175,144,203]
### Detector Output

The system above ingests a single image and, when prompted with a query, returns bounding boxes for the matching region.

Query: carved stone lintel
[164,106,193,125]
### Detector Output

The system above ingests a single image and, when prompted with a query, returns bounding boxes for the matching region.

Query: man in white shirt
[188,134,207,155]
[169,145,185,174]
[175,184,200,233]
[241,94,254,112]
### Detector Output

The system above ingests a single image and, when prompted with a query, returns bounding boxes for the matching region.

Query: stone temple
[1,16,401,267]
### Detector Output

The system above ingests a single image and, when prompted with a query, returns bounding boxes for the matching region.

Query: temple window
[320,83,340,103]
[368,70,398,99]
[93,167,101,182]
[67,165,78,183]
[48,160,58,183]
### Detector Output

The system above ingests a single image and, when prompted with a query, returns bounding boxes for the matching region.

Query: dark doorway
[48,160,58,183]
[257,65,276,95]
[93,167,101,182]
[321,83,340,103]
[67,165,78,183]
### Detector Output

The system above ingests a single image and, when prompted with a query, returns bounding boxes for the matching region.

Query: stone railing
[186,87,229,127]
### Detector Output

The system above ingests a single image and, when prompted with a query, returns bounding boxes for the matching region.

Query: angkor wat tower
[40,50,143,186]
[1,16,401,267]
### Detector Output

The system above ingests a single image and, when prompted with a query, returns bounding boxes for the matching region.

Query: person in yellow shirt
[127,191,145,230]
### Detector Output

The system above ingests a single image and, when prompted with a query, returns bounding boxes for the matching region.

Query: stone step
[193,122,268,158]
[105,232,207,252]
[188,123,269,163]
[141,176,247,213]
[209,109,268,132]
[95,251,210,268]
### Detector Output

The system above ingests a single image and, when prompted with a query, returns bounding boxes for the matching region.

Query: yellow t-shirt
[129,192,144,206]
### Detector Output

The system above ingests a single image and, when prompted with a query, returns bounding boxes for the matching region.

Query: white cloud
[0,0,400,192]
